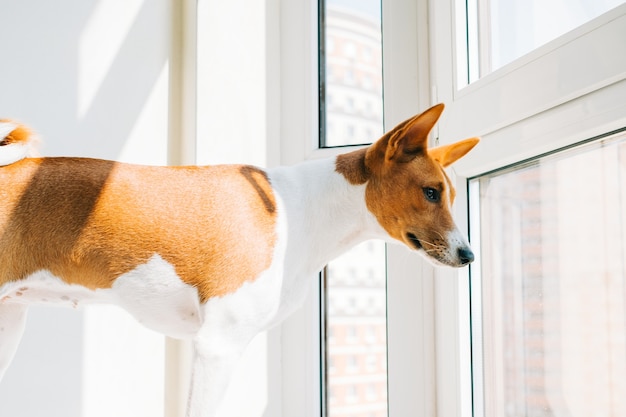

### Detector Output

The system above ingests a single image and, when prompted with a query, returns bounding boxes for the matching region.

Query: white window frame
[430,1,626,416]
[280,0,439,416]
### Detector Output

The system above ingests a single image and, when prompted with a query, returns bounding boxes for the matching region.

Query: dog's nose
[458,247,475,265]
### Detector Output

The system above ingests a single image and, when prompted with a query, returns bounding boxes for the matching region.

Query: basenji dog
[0,103,478,416]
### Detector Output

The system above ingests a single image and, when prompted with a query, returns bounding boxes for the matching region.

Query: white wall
[0,0,172,416]
[0,1,290,416]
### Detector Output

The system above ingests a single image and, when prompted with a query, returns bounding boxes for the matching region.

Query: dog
[0,103,478,416]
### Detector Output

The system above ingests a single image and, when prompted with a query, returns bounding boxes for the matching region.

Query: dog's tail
[0,120,38,166]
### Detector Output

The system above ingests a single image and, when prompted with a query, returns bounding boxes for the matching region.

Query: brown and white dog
[0,104,478,416]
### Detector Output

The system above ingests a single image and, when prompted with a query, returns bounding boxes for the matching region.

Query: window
[469,130,626,416]
[319,0,384,147]
[319,1,389,416]
[465,0,625,82]
[431,1,626,416]
[322,241,387,417]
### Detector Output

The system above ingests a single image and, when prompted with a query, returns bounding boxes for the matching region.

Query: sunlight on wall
[79,0,144,118]
[117,63,170,165]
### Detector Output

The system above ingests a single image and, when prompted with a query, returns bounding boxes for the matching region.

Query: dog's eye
[423,187,440,203]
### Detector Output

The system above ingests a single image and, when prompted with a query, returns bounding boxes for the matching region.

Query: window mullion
[386,246,437,416]
[382,0,435,414]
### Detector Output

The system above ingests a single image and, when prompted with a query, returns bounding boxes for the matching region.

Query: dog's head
[336,104,479,267]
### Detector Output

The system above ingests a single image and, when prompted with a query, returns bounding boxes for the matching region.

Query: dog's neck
[269,156,386,278]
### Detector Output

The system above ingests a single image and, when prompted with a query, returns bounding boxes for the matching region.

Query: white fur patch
[0,271,108,308]
[0,143,29,166]
[111,254,202,338]
[0,255,202,339]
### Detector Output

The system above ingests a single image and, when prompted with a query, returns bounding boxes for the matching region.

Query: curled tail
[0,120,37,166]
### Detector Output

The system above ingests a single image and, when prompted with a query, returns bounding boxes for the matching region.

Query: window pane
[319,0,383,147]
[323,241,388,417]
[467,0,624,81]
[470,131,626,416]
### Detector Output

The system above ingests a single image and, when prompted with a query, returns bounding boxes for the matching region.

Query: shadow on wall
[0,0,170,160]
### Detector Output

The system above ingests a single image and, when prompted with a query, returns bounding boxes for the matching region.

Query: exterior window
[469,130,626,417]
[322,241,387,417]
[319,0,383,147]
[464,0,624,83]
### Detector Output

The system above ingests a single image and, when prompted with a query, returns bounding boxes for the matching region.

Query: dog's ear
[429,137,479,167]
[384,103,445,163]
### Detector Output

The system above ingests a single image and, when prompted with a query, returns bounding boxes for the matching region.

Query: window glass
[465,0,624,82]
[319,0,383,147]
[470,131,626,416]
[319,2,387,415]
[323,241,387,417]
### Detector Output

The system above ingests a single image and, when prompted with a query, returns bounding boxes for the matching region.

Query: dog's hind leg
[185,340,246,417]
[185,305,267,417]
[0,304,28,382]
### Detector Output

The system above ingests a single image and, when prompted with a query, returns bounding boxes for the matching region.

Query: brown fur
[0,158,277,302]
[335,148,369,185]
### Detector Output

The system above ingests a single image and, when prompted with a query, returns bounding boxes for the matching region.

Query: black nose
[458,247,475,265]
